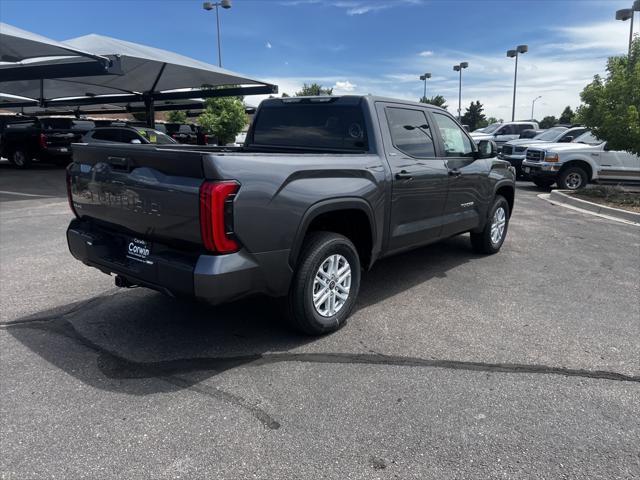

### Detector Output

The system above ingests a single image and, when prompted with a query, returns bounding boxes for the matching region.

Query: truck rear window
[252,102,368,151]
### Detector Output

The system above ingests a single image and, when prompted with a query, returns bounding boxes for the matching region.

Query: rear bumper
[67,219,292,305]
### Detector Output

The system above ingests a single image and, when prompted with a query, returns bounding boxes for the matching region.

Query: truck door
[597,146,640,183]
[430,111,485,237]
[377,103,449,252]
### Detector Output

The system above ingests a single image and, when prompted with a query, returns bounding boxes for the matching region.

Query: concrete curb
[548,190,640,224]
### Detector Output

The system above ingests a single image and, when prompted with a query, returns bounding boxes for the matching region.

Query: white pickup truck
[521,131,640,189]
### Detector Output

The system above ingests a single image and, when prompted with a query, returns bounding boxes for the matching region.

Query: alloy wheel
[312,254,352,317]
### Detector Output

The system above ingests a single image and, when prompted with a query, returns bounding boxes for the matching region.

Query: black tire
[470,195,510,255]
[557,166,588,190]
[532,178,555,189]
[287,232,361,336]
[11,148,32,169]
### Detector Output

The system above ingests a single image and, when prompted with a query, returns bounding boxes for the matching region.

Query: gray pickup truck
[66,96,515,335]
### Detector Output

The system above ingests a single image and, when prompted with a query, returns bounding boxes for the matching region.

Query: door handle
[448,168,462,177]
[395,170,413,180]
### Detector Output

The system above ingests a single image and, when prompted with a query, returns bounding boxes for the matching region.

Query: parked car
[82,126,177,145]
[1,117,95,168]
[470,121,540,151]
[155,123,211,145]
[522,131,640,189]
[519,128,545,139]
[500,126,588,177]
[0,114,35,159]
[66,95,515,335]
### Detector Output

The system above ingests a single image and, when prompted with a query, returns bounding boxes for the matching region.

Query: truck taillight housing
[66,168,78,218]
[199,180,240,254]
[39,133,47,149]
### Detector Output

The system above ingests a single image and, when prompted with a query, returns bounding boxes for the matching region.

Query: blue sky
[1,0,636,120]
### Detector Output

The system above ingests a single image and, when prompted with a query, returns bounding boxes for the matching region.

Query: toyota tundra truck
[66,96,515,335]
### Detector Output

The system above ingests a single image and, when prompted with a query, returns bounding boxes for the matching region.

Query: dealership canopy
[0,30,276,106]
[0,22,118,82]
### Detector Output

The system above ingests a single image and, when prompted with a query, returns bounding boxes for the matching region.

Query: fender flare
[288,197,377,268]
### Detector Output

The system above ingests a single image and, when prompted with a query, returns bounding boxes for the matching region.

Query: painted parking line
[0,190,51,198]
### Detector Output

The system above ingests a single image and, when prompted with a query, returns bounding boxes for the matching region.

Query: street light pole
[616,2,640,57]
[507,45,528,122]
[531,95,542,119]
[453,62,468,121]
[203,0,232,68]
[419,73,431,101]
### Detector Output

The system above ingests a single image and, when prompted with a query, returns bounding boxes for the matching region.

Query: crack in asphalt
[4,291,639,431]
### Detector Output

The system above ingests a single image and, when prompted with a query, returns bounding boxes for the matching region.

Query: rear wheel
[557,166,588,190]
[470,195,510,255]
[11,149,32,169]
[287,232,361,335]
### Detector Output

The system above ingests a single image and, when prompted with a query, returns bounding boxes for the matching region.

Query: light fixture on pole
[531,95,542,119]
[203,0,232,68]
[419,73,431,101]
[616,1,640,57]
[507,44,528,122]
[452,62,468,121]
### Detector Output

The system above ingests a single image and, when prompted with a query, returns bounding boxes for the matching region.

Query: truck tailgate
[69,144,206,246]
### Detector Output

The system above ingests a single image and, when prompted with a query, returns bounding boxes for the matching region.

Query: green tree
[419,95,447,109]
[539,115,557,129]
[281,92,290,98]
[485,116,499,126]
[166,110,187,123]
[460,101,487,131]
[576,39,640,155]
[295,83,333,96]
[197,96,247,145]
[558,106,575,124]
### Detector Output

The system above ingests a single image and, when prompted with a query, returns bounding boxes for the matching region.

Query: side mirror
[558,136,573,143]
[130,139,142,144]
[476,139,496,159]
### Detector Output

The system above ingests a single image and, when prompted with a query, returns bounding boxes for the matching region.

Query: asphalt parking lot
[1,161,639,479]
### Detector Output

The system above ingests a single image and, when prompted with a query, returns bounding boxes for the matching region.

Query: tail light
[39,133,47,149]
[66,169,78,218]
[203,134,209,145]
[199,180,240,254]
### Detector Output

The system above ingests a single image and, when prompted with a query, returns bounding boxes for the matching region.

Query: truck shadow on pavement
[5,235,639,429]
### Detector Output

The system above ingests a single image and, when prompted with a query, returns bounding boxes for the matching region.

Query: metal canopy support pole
[39,78,45,108]
[144,95,155,128]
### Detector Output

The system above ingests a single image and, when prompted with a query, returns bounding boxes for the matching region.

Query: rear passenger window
[385,107,436,158]
[431,112,474,157]
[92,129,120,142]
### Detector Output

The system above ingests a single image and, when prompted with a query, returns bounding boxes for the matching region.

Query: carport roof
[0,32,277,106]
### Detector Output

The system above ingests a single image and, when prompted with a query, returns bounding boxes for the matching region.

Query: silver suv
[470,121,539,151]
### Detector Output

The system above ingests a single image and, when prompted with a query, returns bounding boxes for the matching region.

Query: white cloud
[265,41,272,49]
[281,0,423,15]
[333,80,357,92]
[418,50,433,57]
[548,21,630,53]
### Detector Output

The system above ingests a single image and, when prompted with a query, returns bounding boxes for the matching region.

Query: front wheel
[557,166,588,190]
[470,195,510,255]
[287,232,361,335]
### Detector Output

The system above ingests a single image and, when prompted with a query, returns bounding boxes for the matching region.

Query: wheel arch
[290,198,377,270]
[494,182,515,218]
[560,159,594,180]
